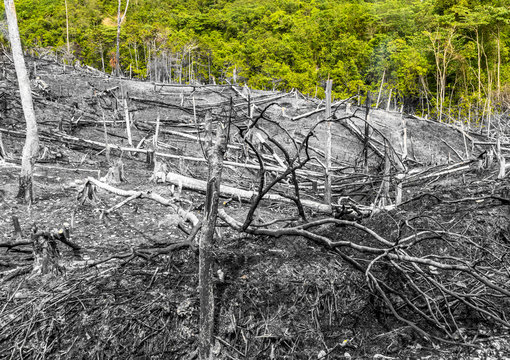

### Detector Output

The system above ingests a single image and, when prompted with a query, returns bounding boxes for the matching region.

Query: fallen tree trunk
[164,171,333,214]
[291,99,347,121]
[0,239,32,249]
[341,118,384,159]
[0,127,325,177]
[217,207,510,342]
[81,176,199,226]
[200,91,291,111]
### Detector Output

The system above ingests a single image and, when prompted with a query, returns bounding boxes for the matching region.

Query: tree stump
[102,159,125,184]
[150,159,168,183]
[31,225,65,277]
[77,181,99,205]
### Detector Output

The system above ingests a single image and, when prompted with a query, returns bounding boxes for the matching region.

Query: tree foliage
[2,0,509,118]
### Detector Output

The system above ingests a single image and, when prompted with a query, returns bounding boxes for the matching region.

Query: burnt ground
[1,57,510,359]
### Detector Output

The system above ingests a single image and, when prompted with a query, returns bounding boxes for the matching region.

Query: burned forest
[1,56,510,359]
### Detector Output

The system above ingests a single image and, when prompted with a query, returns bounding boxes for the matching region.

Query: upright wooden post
[497,138,506,179]
[401,116,408,160]
[123,91,133,148]
[364,92,371,172]
[381,142,391,207]
[324,79,333,207]
[248,92,251,118]
[102,111,111,164]
[153,113,160,151]
[192,95,197,124]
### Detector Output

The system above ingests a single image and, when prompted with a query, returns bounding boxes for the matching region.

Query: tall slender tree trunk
[146,44,151,80]
[115,0,130,77]
[115,0,121,76]
[100,44,105,72]
[134,42,138,73]
[375,70,385,109]
[65,0,70,54]
[497,27,501,101]
[429,29,455,122]
[4,0,39,203]
[386,88,393,111]
[188,48,192,83]
[198,108,229,359]
[324,80,333,207]
[476,28,482,111]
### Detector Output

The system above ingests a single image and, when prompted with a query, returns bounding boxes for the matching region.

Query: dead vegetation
[1,56,510,359]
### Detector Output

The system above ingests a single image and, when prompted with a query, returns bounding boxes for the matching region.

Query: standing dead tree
[4,0,40,203]
[198,103,230,359]
[324,79,333,208]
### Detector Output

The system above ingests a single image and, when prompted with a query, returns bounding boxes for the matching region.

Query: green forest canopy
[2,0,510,119]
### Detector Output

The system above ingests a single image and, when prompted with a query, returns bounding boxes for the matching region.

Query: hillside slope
[1,57,510,359]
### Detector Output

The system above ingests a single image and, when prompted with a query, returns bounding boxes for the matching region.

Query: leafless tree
[4,0,39,203]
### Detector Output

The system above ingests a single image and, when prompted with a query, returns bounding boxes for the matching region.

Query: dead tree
[198,105,230,359]
[324,79,333,207]
[212,109,510,345]
[4,0,40,203]
[218,177,510,346]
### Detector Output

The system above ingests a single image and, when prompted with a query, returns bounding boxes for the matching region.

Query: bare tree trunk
[115,0,121,76]
[497,28,501,101]
[0,132,7,159]
[123,95,133,148]
[100,44,105,73]
[4,0,39,203]
[380,144,391,207]
[115,0,130,77]
[375,70,385,109]
[324,80,333,207]
[153,113,160,149]
[65,0,70,54]
[134,42,139,73]
[147,44,151,81]
[363,92,371,172]
[199,110,229,359]
[476,28,482,110]
[428,29,455,122]
[189,48,192,83]
[497,138,506,179]
[486,70,492,139]
[386,88,392,111]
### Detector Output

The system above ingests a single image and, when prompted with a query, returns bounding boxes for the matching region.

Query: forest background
[1,0,509,120]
